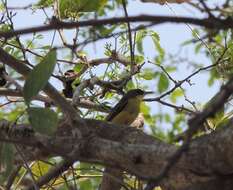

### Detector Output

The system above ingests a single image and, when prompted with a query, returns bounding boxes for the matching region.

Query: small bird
[100,89,153,190]
[0,65,7,87]
[62,70,79,98]
[106,89,153,125]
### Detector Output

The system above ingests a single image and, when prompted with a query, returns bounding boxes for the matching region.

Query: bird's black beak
[143,91,154,95]
[142,91,154,101]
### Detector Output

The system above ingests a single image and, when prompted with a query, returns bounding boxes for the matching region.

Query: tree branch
[2,117,233,190]
[0,47,90,136]
[0,15,231,39]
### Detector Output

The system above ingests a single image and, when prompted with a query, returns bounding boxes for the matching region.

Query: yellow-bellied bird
[100,89,153,190]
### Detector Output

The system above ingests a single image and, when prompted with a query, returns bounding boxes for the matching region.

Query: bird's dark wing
[105,95,129,122]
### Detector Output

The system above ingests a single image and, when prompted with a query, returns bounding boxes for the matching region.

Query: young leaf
[36,0,53,8]
[23,49,56,104]
[28,107,58,135]
[140,68,156,80]
[31,161,50,178]
[59,0,107,18]
[80,179,92,190]
[158,73,169,93]
[151,31,165,64]
[170,89,183,103]
[136,29,147,54]
[140,102,151,116]
[74,63,84,73]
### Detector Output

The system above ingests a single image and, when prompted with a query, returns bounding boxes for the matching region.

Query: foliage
[28,107,58,135]
[0,0,233,189]
[23,49,56,104]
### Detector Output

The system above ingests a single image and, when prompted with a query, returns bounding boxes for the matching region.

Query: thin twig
[122,0,135,72]
[155,99,194,113]
[144,47,229,190]
[152,61,177,84]
[199,0,214,18]
[14,145,39,190]
[145,47,228,102]
[6,165,21,190]
[26,160,74,190]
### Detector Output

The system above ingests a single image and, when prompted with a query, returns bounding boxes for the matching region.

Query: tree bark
[1,119,233,190]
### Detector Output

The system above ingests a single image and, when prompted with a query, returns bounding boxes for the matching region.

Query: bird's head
[125,89,154,100]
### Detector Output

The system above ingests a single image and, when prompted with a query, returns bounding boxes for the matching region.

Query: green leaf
[28,107,58,135]
[151,31,165,64]
[170,89,183,103]
[136,29,147,54]
[151,31,160,41]
[208,68,219,86]
[36,0,53,7]
[194,43,202,54]
[134,55,144,64]
[165,66,177,72]
[173,114,185,131]
[140,102,150,116]
[96,25,117,36]
[181,39,193,46]
[7,107,25,122]
[74,63,84,73]
[158,73,169,93]
[31,161,50,178]
[80,179,92,190]
[59,0,107,18]
[140,68,156,80]
[126,80,136,89]
[164,114,171,123]
[23,49,56,104]
[0,143,14,182]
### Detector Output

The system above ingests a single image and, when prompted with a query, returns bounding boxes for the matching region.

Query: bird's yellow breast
[111,97,142,125]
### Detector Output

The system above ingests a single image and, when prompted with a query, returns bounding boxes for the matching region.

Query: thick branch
[0,15,231,39]
[2,118,233,190]
[0,89,110,113]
